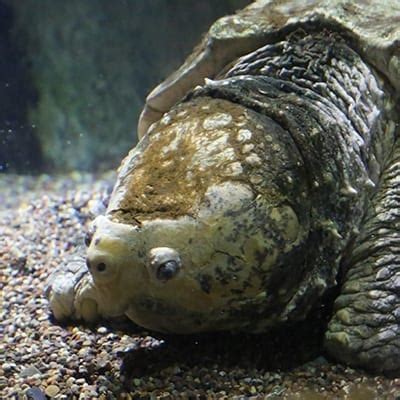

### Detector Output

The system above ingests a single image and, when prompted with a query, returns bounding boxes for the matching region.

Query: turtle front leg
[325,142,400,373]
[45,253,103,322]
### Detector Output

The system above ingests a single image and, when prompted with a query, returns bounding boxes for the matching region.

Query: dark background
[0,0,249,173]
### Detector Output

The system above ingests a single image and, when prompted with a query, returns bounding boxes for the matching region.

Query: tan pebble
[70,384,80,393]
[45,384,60,397]
[78,348,89,357]
[66,377,75,385]
[46,375,58,384]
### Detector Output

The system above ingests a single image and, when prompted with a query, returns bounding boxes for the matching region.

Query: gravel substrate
[1,172,399,399]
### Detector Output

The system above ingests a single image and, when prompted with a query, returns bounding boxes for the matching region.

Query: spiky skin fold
[46,25,399,373]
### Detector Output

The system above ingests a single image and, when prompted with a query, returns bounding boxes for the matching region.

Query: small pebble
[3,362,15,372]
[88,199,106,216]
[45,384,60,397]
[20,365,41,378]
[26,387,46,400]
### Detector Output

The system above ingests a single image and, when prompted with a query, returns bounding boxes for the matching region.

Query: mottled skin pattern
[46,0,400,373]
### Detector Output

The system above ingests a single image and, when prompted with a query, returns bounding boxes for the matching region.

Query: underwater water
[1,1,399,399]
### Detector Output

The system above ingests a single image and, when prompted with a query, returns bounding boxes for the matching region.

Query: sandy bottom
[1,172,399,399]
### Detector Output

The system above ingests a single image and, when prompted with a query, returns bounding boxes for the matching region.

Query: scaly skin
[325,141,400,373]
[138,0,400,137]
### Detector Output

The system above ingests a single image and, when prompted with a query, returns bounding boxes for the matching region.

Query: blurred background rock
[0,0,249,173]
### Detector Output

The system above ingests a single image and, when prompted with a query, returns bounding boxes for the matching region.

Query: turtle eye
[156,260,179,281]
[96,262,107,272]
[148,247,182,282]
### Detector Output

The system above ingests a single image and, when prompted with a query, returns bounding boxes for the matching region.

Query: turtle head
[86,97,309,333]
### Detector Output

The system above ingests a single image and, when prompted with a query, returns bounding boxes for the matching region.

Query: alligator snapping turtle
[46,0,400,373]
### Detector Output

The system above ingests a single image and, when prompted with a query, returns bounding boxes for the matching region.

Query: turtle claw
[45,254,100,322]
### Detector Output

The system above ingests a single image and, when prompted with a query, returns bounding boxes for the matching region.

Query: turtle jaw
[85,213,226,325]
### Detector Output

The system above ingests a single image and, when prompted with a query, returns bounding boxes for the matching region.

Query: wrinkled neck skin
[86,31,397,334]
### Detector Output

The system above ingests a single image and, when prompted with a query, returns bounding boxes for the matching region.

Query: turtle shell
[138,0,400,138]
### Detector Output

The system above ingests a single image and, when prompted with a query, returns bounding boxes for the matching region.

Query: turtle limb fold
[325,141,400,373]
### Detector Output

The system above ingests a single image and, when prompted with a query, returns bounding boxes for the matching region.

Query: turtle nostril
[96,262,107,272]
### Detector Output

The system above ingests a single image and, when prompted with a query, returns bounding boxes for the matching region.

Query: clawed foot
[45,253,100,322]
[325,283,400,373]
